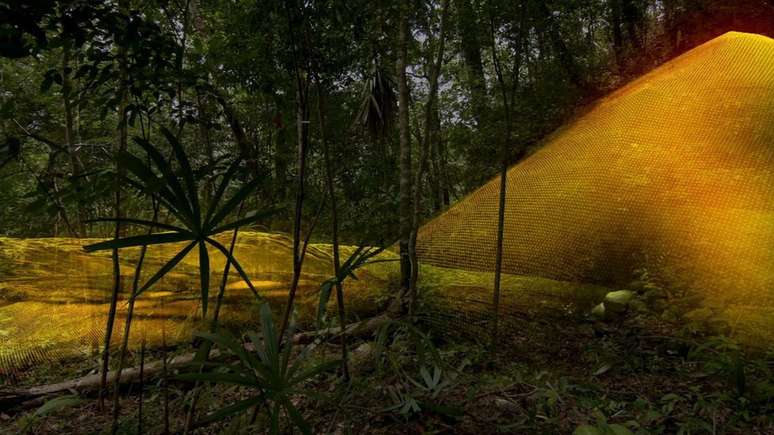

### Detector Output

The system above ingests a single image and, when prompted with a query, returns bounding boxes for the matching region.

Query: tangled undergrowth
[2,277,773,435]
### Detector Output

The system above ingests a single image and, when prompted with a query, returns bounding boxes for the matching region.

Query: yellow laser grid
[417,32,774,343]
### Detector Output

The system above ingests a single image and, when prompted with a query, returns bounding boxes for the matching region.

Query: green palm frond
[180,303,339,434]
[317,245,389,328]
[355,61,397,140]
[83,126,276,316]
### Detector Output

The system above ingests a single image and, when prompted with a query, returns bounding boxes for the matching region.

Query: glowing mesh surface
[0,233,386,383]
[417,32,774,342]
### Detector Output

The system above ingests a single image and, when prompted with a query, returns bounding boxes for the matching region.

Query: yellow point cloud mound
[417,32,774,342]
[0,233,385,379]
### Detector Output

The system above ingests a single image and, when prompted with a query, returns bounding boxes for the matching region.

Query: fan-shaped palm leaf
[178,303,339,434]
[84,126,276,316]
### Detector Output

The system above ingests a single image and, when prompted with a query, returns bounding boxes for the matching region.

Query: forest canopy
[2,0,773,240]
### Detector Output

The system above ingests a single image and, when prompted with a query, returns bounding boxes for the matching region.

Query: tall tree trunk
[315,80,349,381]
[137,337,145,434]
[662,0,682,54]
[273,120,289,205]
[99,0,129,411]
[396,0,413,297]
[487,0,522,346]
[439,135,451,206]
[61,38,85,237]
[429,103,443,212]
[279,0,310,342]
[611,0,625,70]
[175,0,191,139]
[409,0,450,316]
[622,0,644,51]
[538,0,586,90]
[196,92,214,204]
[456,0,487,127]
[111,201,158,435]
[279,77,309,342]
[24,151,77,237]
[210,88,256,174]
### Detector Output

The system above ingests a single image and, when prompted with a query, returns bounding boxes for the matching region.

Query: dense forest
[1,1,774,434]
[3,0,773,240]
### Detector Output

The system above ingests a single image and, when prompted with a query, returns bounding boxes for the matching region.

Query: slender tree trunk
[487,0,520,346]
[622,0,644,52]
[538,0,586,90]
[409,0,450,316]
[19,152,77,237]
[396,0,413,298]
[429,104,443,213]
[457,0,487,127]
[279,0,310,343]
[662,0,681,54]
[439,136,451,206]
[314,79,350,381]
[162,326,169,435]
[138,337,145,434]
[61,38,86,237]
[111,202,158,435]
[175,0,191,139]
[210,88,257,175]
[99,0,129,411]
[611,0,625,71]
[197,92,214,204]
[279,79,309,342]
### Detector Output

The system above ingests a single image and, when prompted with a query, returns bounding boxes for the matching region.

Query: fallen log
[0,350,219,410]
[293,313,391,343]
[0,314,392,409]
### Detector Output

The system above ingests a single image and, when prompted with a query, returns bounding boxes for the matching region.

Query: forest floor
[2,281,773,434]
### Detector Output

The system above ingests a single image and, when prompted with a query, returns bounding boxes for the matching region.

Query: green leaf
[160,126,201,226]
[290,359,340,385]
[33,394,81,418]
[259,303,279,367]
[20,394,82,434]
[417,400,464,418]
[85,217,186,234]
[573,425,601,435]
[280,318,295,379]
[283,398,312,435]
[135,137,195,223]
[206,237,259,299]
[420,366,433,388]
[373,322,391,368]
[269,401,281,435]
[196,395,265,426]
[211,208,280,234]
[195,330,256,370]
[607,424,634,435]
[240,332,276,382]
[176,372,257,387]
[316,279,336,329]
[604,290,634,306]
[247,331,271,367]
[207,178,261,231]
[204,158,240,226]
[83,232,191,252]
[199,240,210,317]
[136,242,197,295]
[118,149,190,225]
[591,302,606,318]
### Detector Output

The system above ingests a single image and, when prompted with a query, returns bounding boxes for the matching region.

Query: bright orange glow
[417,32,774,343]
